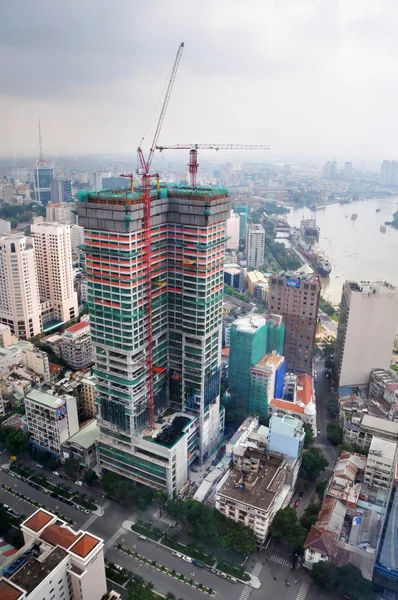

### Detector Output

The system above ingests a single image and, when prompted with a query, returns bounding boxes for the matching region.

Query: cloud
[1,0,398,158]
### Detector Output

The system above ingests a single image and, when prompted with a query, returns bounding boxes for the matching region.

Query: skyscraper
[380,160,398,186]
[267,272,321,375]
[0,232,41,339]
[225,209,240,250]
[50,177,73,203]
[330,160,338,180]
[335,281,398,386]
[46,202,77,224]
[343,162,353,181]
[77,184,230,495]
[323,161,332,179]
[246,223,265,268]
[31,222,78,328]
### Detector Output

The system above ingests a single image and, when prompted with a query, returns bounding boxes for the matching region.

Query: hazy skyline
[1,0,398,160]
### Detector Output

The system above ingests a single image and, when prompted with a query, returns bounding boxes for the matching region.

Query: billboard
[286,277,301,288]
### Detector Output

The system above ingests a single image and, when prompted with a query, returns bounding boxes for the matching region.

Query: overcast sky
[1,0,398,161]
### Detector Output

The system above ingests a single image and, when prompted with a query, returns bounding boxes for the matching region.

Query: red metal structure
[119,173,134,192]
[136,42,184,429]
[156,143,270,187]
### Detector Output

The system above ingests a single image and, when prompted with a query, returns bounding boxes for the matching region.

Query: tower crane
[131,42,184,430]
[156,143,270,186]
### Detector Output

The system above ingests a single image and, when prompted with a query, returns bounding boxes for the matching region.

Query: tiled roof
[0,580,24,600]
[270,398,305,414]
[297,374,313,405]
[40,523,79,549]
[304,525,338,557]
[23,510,53,532]
[70,533,99,558]
[64,321,89,334]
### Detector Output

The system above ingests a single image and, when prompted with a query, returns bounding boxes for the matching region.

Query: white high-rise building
[0,232,41,339]
[335,281,398,386]
[70,224,84,255]
[225,210,240,250]
[46,202,77,224]
[246,223,265,268]
[0,508,108,600]
[31,222,78,326]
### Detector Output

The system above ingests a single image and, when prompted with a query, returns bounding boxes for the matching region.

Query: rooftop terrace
[9,546,67,596]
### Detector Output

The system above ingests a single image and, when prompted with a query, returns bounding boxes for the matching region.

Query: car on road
[36,464,44,469]
[172,552,183,558]
[114,564,122,571]
[84,509,90,514]
[217,572,227,579]
[294,499,300,508]
[75,480,83,486]
[182,556,193,563]
[193,559,205,568]
[50,493,59,499]
[317,430,321,435]
[227,576,238,583]
[53,471,60,476]
[207,567,216,573]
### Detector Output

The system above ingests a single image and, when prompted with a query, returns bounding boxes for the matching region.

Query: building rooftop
[252,353,284,373]
[297,374,313,405]
[0,580,24,600]
[368,436,397,460]
[317,498,347,535]
[64,420,99,449]
[63,321,89,335]
[70,534,99,558]
[361,415,398,436]
[40,522,79,549]
[10,546,68,596]
[26,389,66,410]
[233,314,266,334]
[219,452,285,509]
[23,510,54,533]
[270,397,305,415]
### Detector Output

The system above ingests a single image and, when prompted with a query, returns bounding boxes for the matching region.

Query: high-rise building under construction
[77,184,230,496]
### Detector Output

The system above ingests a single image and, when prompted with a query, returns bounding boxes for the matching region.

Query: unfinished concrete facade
[77,185,230,494]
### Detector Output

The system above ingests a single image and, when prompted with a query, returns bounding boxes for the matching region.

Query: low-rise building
[364,436,397,491]
[216,450,287,545]
[0,324,18,348]
[25,389,79,456]
[79,374,97,420]
[268,372,317,435]
[61,419,99,469]
[246,270,268,296]
[369,368,398,405]
[343,414,398,450]
[59,321,94,370]
[0,508,107,600]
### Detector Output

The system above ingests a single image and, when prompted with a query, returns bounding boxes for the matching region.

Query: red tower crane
[135,42,184,429]
[156,143,270,186]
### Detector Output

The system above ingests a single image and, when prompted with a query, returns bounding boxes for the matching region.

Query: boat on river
[380,225,386,233]
[351,213,358,220]
[300,218,320,240]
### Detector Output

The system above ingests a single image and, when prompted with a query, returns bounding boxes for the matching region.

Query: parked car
[182,556,193,563]
[193,559,205,568]
[227,576,238,584]
[35,464,44,469]
[217,572,227,579]
[172,552,183,558]
[294,499,300,508]
[53,471,60,476]
[75,481,83,487]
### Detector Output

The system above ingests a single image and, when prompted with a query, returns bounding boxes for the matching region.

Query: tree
[83,470,98,486]
[64,457,80,478]
[166,593,176,600]
[303,423,314,448]
[0,506,10,536]
[271,507,307,551]
[337,564,376,600]
[315,480,328,501]
[327,422,343,445]
[145,581,154,591]
[300,504,321,531]
[102,471,121,495]
[301,448,328,481]
[2,429,30,454]
[327,397,339,417]
[311,561,338,589]
[222,399,247,429]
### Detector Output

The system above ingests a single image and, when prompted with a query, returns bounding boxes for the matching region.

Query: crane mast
[136,42,184,429]
[156,143,270,186]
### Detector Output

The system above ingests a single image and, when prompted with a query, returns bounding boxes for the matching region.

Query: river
[284,197,398,305]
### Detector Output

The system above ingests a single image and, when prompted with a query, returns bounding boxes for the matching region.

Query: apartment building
[25,390,79,456]
[0,509,107,600]
[335,281,398,386]
[267,272,321,375]
[364,437,397,490]
[46,203,77,224]
[0,233,42,339]
[344,414,398,450]
[60,321,95,370]
[31,222,78,327]
[79,374,97,420]
[246,223,265,268]
[0,323,18,348]
[216,450,287,545]
[77,184,230,493]
[225,210,240,250]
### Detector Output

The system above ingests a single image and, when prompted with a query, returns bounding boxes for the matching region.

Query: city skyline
[2,1,398,158]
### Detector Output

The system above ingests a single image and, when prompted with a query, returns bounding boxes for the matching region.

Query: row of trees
[271,503,321,553]
[166,498,256,555]
[311,562,376,600]
[0,425,30,454]
[102,471,159,510]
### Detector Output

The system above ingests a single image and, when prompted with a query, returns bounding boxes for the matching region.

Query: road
[318,310,338,337]
[314,358,339,469]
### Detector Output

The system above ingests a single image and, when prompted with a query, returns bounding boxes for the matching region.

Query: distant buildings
[323,161,332,179]
[335,281,398,386]
[0,219,11,234]
[0,232,42,339]
[343,414,398,451]
[225,210,240,250]
[268,272,321,375]
[25,389,79,456]
[343,161,353,181]
[50,177,73,203]
[234,203,249,243]
[34,160,54,205]
[380,160,398,186]
[0,183,15,204]
[46,202,77,224]
[0,509,107,600]
[246,224,265,268]
[31,222,78,327]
